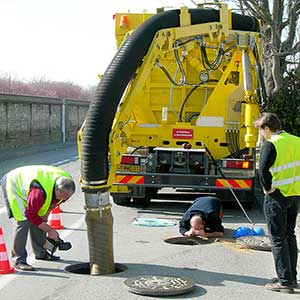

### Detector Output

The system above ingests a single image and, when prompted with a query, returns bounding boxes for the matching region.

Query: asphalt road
[0,142,299,299]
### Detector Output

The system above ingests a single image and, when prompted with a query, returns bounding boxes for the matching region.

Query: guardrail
[0,93,89,149]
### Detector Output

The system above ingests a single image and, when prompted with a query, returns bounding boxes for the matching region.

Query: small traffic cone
[0,227,14,274]
[48,209,64,230]
[52,205,63,213]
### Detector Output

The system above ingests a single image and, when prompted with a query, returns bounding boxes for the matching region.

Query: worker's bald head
[190,214,205,230]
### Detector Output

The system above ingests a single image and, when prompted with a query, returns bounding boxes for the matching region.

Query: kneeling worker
[179,196,224,238]
[1,165,75,271]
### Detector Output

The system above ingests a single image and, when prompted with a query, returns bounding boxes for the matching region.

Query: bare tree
[232,0,300,98]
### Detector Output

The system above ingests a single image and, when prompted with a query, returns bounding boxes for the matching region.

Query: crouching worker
[0,165,75,271]
[179,196,224,238]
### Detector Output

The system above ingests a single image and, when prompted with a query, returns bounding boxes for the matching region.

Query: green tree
[232,0,300,98]
[269,69,300,134]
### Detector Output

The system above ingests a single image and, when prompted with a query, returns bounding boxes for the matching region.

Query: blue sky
[0,0,234,88]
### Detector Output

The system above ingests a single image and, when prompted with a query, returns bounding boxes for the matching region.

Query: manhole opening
[164,237,212,246]
[65,263,127,275]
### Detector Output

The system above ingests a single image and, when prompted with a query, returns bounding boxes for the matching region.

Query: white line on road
[0,215,85,291]
[52,156,78,166]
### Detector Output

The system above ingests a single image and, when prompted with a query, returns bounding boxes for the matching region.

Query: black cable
[155,61,184,86]
[252,43,268,109]
[204,144,255,225]
[177,84,201,122]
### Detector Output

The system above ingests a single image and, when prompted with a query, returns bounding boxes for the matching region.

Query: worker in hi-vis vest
[1,165,75,271]
[255,112,300,294]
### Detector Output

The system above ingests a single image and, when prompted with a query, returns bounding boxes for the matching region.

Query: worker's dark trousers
[12,220,47,264]
[264,189,299,286]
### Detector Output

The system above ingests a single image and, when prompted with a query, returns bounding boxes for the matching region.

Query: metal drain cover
[124,275,195,296]
[236,235,272,251]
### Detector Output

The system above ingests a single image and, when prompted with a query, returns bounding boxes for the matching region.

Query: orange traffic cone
[0,227,14,274]
[52,205,62,213]
[48,209,64,230]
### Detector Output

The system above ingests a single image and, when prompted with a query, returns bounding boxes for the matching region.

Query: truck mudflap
[113,172,253,190]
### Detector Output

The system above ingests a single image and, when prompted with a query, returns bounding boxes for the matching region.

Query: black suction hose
[80,8,259,185]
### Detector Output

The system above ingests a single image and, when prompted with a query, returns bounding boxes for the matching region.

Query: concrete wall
[0,93,89,149]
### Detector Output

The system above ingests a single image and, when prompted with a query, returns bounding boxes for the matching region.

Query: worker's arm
[25,187,59,240]
[38,222,59,240]
[184,228,198,237]
[258,141,276,194]
[198,230,224,238]
[179,214,190,236]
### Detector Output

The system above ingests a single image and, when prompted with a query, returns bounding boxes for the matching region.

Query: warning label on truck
[172,129,193,139]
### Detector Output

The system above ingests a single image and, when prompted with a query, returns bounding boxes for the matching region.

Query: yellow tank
[79,4,264,206]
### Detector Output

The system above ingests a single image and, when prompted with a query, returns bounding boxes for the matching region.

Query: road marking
[52,156,78,166]
[0,215,85,290]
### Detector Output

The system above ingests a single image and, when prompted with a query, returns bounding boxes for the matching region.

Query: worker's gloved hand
[184,228,196,237]
[47,228,59,241]
[185,228,206,238]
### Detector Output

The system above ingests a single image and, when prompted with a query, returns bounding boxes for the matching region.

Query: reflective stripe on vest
[269,132,300,197]
[6,165,71,221]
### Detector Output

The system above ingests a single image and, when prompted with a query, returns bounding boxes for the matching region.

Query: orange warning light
[119,15,129,28]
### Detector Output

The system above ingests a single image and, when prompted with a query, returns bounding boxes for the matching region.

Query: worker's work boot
[270,277,299,289]
[14,262,36,271]
[35,252,60,261]
[265,282,294,294]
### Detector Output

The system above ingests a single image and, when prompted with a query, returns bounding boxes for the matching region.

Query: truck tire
[132,188,157,206]
[112,195,131,206]
[132,195,151,206]
[217,190,255,209]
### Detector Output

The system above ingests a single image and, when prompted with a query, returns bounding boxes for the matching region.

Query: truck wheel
[112,195,131,206]
[132,188,157,206]
[132,195,151,206]
[217,190,255,209]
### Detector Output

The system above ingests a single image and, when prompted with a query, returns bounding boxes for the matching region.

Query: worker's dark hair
[254,112,282,132]
[55,177,76,194]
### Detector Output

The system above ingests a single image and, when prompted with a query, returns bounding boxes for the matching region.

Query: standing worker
[0,165,75,271]
[179,196,224,238]
[255,112,300,294]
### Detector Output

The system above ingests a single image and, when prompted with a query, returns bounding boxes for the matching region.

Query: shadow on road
[111,262,268,288]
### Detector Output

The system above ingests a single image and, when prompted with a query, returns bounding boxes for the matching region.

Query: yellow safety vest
[269,132,300,196]
[5,165,71,221]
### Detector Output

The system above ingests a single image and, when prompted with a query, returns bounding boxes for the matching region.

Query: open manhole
[65,263,127,275]
[236,236,272,251]
[124,275,195,296]
[164,236,214,245]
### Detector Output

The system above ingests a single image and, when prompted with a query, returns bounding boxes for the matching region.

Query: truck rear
[79,4,264,207]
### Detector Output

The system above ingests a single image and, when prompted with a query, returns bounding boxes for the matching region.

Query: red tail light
[222,159,252,169]
[121,155,139,165]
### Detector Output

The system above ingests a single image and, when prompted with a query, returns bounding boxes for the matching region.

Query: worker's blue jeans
[263,189,299,286]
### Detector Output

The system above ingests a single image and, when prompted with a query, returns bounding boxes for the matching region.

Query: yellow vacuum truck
[79,3,265,208]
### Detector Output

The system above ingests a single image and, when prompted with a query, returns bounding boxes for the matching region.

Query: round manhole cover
[124,275,195,296]
[164,236,213,245]
[236,235,272,251]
